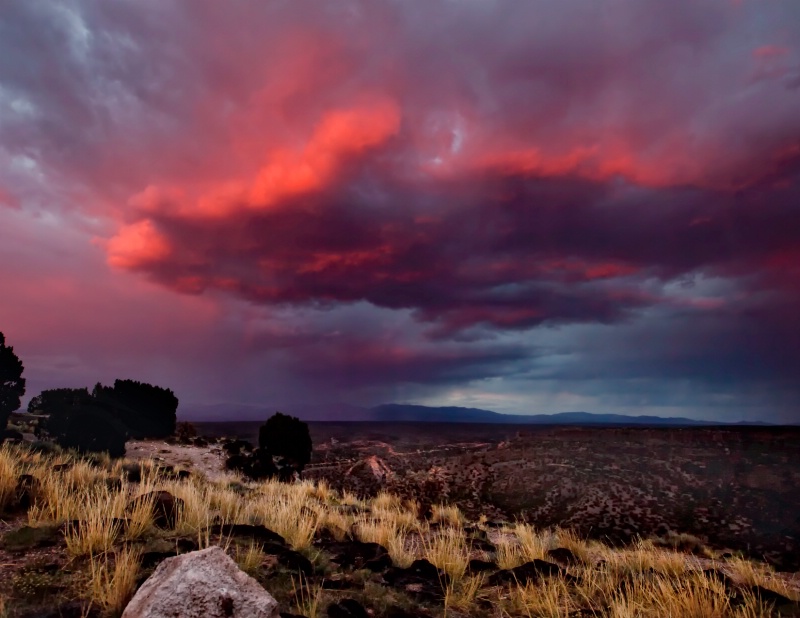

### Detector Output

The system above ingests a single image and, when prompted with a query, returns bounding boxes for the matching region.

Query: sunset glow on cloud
[1,0,799,422]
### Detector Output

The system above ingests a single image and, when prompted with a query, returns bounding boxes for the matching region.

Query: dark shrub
[50,405,128,458]
[258,412,312,473]
[0,332,26,437]
[93,379,178,438]
[28,388,91,416]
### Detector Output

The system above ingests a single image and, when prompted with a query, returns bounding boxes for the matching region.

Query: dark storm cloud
[1,0,799,419]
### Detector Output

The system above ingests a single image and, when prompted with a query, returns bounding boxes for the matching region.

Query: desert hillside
[1,441,799,618]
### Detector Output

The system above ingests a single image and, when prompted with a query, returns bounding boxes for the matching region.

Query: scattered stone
[261,542,314,576]
[747,585,799,609]
[701,569,736,590]
[483,520,507,529]
[364,552,393,572]
[547,547,580,565]
[176,537,199,552]
[467,558,498,573]
[142,550,177,569]
[279,549,314,576]
[328,541,391,570]
[383,559,449,601]
[321,574,361,590]
[121,546,280,618]
[122,463,143,483]
[487,559,568,586]
[209,523,286,546]
[1,525,61,551]
[468,537,496,553]
[327,599,369,618]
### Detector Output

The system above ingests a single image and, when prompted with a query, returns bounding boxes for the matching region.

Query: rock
[122,463,143,483]
[327,599,369,618]
[547,547,580,565]
[467,559,497,573]
[483,520,507,529]
[364,552,393,572]
[121,546,280,618]
[176,537,199,553]
[141,550,177,569]
[383,559,449,601]
[468,538,496,553]
[209,524,286,546]
[129,491,183,530]
[487,559,569,586]
[1,525,61,550]
[702,569,736,590]
[277,548,314,576]
[746,585,799,611]
[321,574,361,590]
[261,543,314,576]
[328,541,390,570]
[404,559,444,582]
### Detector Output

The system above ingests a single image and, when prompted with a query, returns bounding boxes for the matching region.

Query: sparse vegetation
[0,441,797,617]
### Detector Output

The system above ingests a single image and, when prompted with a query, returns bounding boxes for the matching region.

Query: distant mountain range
[180,402,772,426]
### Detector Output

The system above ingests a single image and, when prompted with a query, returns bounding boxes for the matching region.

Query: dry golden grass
[87,546,142,617]
[246,482,318,549]
[2,443,798,618]
[515,523,553,562]
[234,540,265,575]
[444,574,486,613]
[495,536,525,570]
[552,526,593,565]
[502,576,575,618]
[423,527,469,581]
[317,507,351,540]
[291,572,324,618]
[64,510,123,557]
[432,503,463,528]
[0,446,20,511]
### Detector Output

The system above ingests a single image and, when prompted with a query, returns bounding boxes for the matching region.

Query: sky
[1,1,799,423]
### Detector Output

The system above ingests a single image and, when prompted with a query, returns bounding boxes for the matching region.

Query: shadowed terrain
[197,423,800,571]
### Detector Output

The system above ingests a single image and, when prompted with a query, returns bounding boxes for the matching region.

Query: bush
[49,405,128,458]
[93,379,178,439]
[0,332,26,436]
[258,412,312,474]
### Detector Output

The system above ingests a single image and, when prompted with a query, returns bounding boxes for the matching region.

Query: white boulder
[122,546,279,618]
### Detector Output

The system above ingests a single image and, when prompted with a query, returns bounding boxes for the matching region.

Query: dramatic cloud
[1,0,799,421]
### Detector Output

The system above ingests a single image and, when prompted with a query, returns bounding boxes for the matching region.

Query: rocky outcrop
[121,546,279,618]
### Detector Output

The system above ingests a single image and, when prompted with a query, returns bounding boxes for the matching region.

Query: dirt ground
[126,439,228,481]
